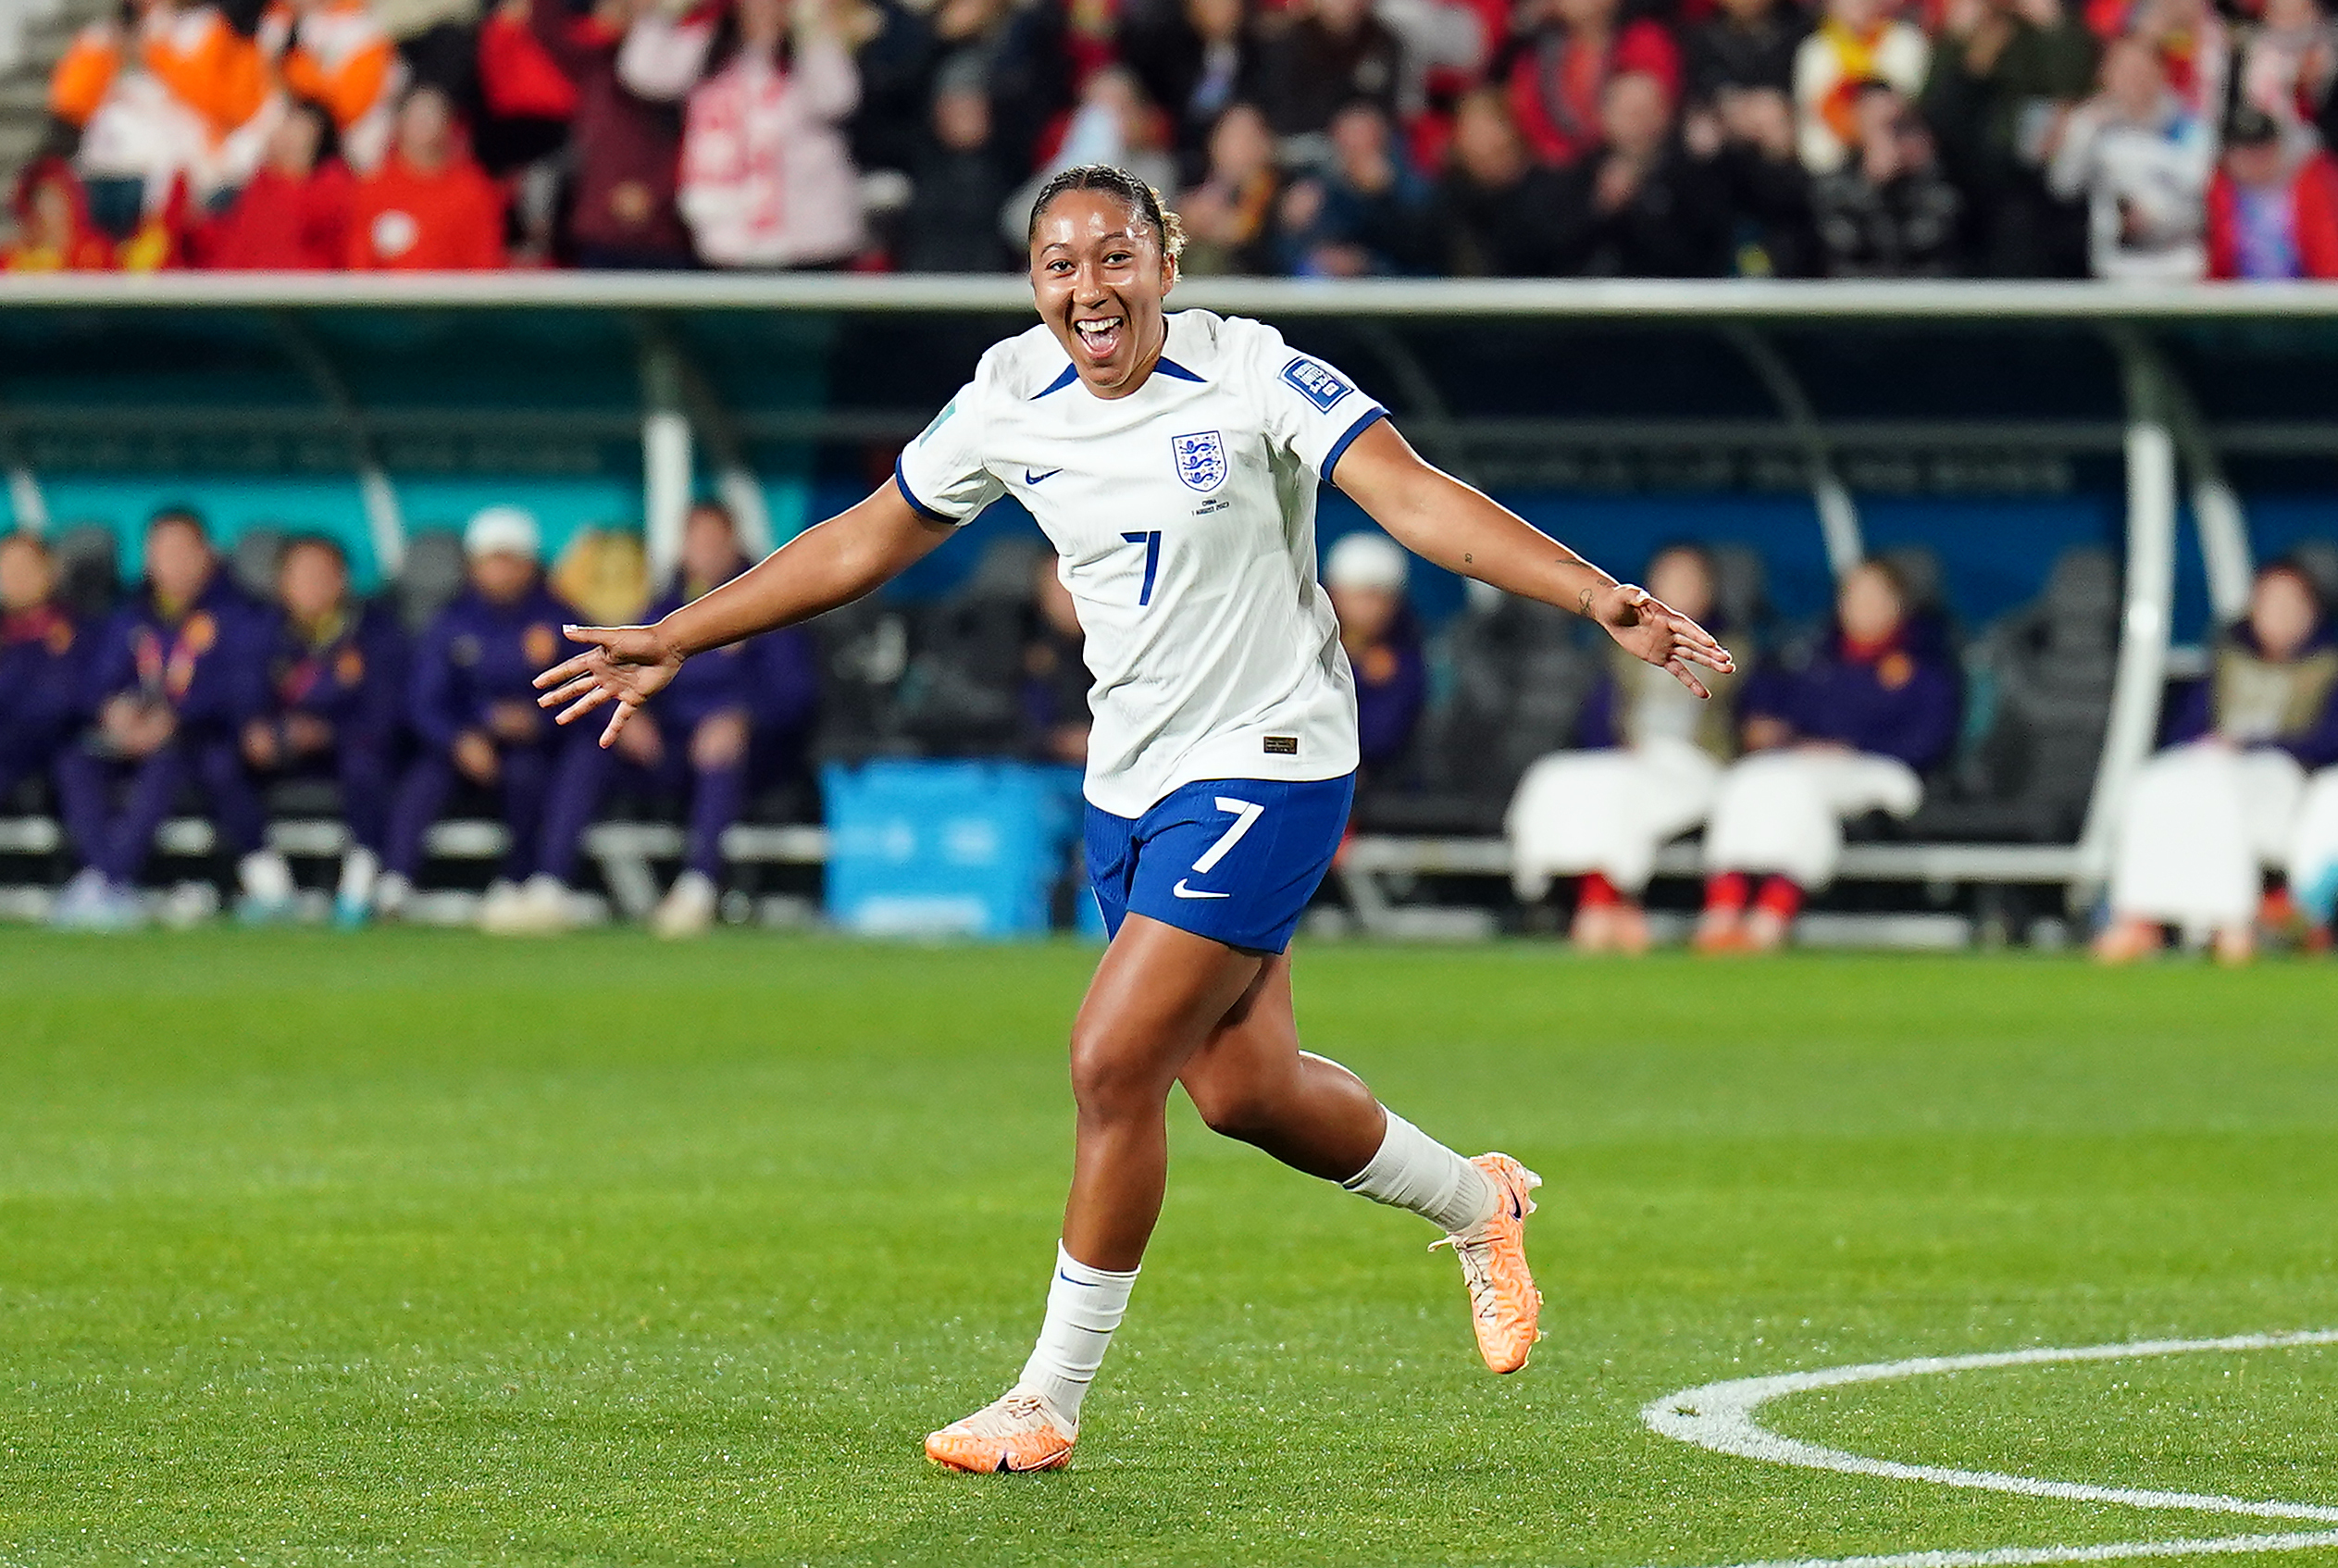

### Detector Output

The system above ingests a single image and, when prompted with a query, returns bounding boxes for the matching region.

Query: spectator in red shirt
[2207,103,2338,278]
[193,98,355,268]
[512,0,695,269]
[1503,0,1683,166]
[347,82,508,269]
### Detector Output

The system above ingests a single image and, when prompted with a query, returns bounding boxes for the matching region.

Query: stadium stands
[8,0,2338,282]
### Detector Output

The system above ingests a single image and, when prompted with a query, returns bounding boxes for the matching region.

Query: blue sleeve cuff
[1322,405,1389,485]
[892,456,955,525]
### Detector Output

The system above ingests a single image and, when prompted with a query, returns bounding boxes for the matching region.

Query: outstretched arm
[1329,418,1735,696]
[534,481,953,746]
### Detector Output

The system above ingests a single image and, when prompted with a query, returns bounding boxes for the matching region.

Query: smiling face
[1028,187,1177,399]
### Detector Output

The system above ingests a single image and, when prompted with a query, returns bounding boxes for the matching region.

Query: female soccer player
[533,165,1733,1474]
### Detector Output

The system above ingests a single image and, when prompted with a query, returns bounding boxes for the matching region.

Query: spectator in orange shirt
[259,0,406,172]
[2,159,118,271]
[347,83,509,269]
[48,0,268,227]
[193,97,356,268]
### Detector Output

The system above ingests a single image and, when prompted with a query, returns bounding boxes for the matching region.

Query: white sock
[239,849,294,903]
[1342,1111,1499,1236]
[1016,1242,1138,1428]
[338,847,379,904]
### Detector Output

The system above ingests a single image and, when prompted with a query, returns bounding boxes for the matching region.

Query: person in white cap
[1323,530,1427,778]
[374,506,583,929]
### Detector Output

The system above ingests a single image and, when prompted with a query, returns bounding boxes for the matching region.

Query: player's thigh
[1068,913,1268,1112]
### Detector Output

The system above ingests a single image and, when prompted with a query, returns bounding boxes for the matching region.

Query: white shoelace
[1431,1234,1500,1322]
[952,1390,1060,1437]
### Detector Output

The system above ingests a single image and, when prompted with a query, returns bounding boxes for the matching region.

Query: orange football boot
[1433,1152,1545,1374]
[924,1390,1076,1474]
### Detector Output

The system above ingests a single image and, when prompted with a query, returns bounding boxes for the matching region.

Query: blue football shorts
[1084,773,1356,953]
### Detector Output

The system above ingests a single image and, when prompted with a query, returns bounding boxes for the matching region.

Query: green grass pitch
[3,931,2335,1566]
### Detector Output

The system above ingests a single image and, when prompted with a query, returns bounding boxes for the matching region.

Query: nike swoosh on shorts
[1172,879,1229,900]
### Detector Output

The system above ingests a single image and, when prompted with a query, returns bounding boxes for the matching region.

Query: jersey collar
[1030,319,1208,400]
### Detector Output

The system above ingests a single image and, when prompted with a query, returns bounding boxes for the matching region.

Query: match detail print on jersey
[892,309,1381,817]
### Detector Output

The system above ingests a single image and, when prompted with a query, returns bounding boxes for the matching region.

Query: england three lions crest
[1171,430,1227,492]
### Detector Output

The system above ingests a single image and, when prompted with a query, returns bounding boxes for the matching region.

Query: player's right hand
[533,625,686,750]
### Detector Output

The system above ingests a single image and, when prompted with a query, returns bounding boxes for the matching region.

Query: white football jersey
[895,309,1387,818]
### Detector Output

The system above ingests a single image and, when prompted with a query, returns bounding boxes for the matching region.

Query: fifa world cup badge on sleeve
[1280,356,1355,413]
[1172,430,1228,492]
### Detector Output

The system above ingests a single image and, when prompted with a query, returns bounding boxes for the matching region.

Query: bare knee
[1069,1026,1172,1126]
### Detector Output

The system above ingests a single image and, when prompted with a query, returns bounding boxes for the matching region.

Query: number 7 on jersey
[1121,531,1163,606]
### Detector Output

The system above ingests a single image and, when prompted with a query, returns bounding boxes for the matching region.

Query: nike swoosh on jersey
[1024,467,1063,484]
[1172,879,1230,900]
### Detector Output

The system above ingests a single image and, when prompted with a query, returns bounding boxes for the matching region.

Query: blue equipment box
[822,760,1093,939]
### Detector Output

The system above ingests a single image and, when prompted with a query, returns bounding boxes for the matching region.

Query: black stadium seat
[1355,591,1600,835]
[53,524,121,622]
[397,530,467,632]
[230,528,284,602]
[1905,545,2120,844]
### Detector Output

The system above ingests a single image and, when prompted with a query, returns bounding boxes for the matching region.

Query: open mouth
[1073,314,1125,363]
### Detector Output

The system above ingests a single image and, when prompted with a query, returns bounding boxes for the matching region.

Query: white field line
[1696,1529,2338,1568]
[1639,1329,2338,1568]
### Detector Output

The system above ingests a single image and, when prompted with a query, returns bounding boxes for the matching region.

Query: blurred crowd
[12,0,2338,280]
[6,504,2335,952]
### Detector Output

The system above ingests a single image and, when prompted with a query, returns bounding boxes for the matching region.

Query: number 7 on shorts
[1193,797,1265,874]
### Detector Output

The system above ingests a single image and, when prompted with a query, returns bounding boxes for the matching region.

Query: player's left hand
[1590,583,1735,699]
[533,625,685,748]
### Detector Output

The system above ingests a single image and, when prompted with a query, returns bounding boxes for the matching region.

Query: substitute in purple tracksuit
[524,501,817,937]
[1698,556,1961,951]
[1324,531,1427,778]
[243,535,410,925]
[52,508,296,927]
[379,506,582,924]
[0,533,95,813]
